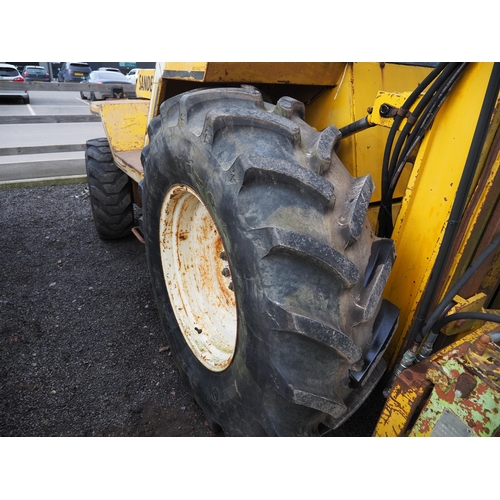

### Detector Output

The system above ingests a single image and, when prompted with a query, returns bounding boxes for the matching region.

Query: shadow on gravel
[0,183,384,437]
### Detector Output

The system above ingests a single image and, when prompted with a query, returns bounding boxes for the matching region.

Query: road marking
[27,104,36,115]
[33,105,90,107]
[0,174,87,189]
[0,155,84,165]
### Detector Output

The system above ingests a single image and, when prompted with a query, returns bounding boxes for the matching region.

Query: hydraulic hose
[387,63,461,184]
[339,116,375,138]
[406,62,500,348]
[490,332,500,343]
[387,63,468,195]
[378,63,449,237]
[377,62,450,237]
[433,311,500,331]
[379,63,468,237]
[418,232,500,343]
[417,311,500,360]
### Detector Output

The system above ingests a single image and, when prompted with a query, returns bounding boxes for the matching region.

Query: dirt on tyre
[85,137,134,240]
[141,87,399,436]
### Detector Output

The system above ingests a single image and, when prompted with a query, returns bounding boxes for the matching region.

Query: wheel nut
[220,251,227,260]
[221,267,231,277]
[228,281,234,291]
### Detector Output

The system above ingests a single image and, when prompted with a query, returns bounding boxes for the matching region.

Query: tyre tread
[85,138,134,240]
[141,87,397,436]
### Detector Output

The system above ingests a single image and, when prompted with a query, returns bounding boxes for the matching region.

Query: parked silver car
[98,67,122,73]
[0,63,29,104]
[80,71,136,101]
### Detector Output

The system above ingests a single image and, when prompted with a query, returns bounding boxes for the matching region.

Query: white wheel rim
[159,184,237,372]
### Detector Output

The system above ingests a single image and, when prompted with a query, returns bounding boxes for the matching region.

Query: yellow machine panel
[163,62,346,86]
[305,63,434,201]
[136,69,155,100]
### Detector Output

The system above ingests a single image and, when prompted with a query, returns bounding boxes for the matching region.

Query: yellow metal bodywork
[90,99,149,183]
[440,293,488,337]
[374,363,431,437]
[162,62,346,86]
[136,69,155,100]
[305,63,433,201]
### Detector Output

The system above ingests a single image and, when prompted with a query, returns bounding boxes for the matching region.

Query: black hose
[406,62,500,348]
[415,310,500,360]
[377,63,449,237]
[377,63,450,237]
[387,63,468,195]
[339,116,375,138]
[433,311,500,332]
[379,63,467,237]
[418,232,500,342]
[387,63,461,183]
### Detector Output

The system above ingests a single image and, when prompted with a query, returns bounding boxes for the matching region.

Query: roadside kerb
[0,174,88,190]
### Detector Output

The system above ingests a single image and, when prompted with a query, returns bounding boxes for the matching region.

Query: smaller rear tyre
[85,137,134,239]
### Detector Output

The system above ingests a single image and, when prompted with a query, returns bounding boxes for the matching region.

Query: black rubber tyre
[141,87,398,436]
[85,137,134,240]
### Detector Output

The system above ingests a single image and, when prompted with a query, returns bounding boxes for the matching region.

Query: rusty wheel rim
[159,184,237,372]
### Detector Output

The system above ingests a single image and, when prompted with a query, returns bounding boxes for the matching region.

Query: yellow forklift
[85,62,500,436]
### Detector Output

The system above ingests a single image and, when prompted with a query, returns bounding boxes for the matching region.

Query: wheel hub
[159,184,237,372]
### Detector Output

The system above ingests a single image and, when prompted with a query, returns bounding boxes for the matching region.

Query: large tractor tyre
[141,87,398,436]
[85,137,134,240]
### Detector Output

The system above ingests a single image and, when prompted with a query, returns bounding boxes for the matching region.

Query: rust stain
[426,366,450,392]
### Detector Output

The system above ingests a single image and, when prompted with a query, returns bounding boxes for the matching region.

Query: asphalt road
[0,91,105,184]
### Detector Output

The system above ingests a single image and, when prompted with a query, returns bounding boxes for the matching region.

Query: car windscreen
[0,67,19,77]
[27,68,47,75]
[92,72,129,81]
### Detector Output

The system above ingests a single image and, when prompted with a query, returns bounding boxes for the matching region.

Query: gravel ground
[0,183,213,437]
[0,183,385,437]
